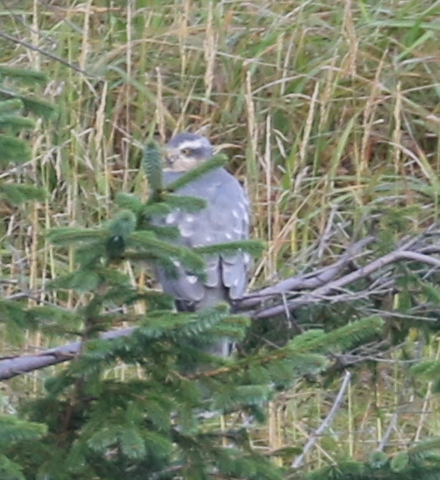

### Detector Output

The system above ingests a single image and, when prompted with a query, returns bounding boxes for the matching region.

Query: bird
[153,132,251,357]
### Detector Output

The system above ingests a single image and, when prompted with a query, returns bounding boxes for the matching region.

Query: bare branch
[291,370,352,468]
[3,223,440,380]
[248,231,440,319]
[0,327,135,380]
[239,236,375,309]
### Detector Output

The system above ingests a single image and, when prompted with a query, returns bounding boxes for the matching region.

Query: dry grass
[2,0,440,471]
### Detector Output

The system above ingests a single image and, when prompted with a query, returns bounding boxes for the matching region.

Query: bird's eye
[181,148,191,156]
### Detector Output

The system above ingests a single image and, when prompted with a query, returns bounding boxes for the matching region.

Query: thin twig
[0,29,97,78]
[239,236,375,309]
[3,225,440,379]
[251,241,440,319]
[291,370,352,468]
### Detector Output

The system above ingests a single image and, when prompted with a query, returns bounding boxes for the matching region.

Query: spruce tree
[1,138,384,480]
[0,65,55,480]
[2,68,439,480]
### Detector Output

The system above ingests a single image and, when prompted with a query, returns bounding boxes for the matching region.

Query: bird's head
[164,133,214,172]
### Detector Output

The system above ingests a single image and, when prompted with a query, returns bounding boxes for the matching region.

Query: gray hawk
[154,132,251,357]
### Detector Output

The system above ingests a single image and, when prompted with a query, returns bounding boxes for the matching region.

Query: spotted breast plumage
[153,133,251,356]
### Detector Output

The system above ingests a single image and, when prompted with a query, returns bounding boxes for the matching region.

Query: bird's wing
[155,169,250,309]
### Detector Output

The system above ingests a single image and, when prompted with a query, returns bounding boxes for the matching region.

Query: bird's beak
[164,148,177,168]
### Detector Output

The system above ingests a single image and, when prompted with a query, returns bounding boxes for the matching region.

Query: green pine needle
[48,227,108,246]
[114,192,144,213]
[144,140,163,195]
[0,184,46,205]
[107,210,137,240]
[195,240,264,256]
[0,98,23,114]
[0,135,32,164]
[160,192,207,212]
[0,65,49,83]
[165,153,228,191]
[0,416,46,447]
[0,114,36,129]
[141,202,173,217]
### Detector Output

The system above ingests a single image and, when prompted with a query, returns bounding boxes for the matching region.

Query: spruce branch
[158,192,207,211]
[4,223,440,379]
[144,140,163,197]
[195,240,264,256]
[165,153,228,191]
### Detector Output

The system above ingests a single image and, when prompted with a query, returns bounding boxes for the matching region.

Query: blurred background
[2,0,440,470]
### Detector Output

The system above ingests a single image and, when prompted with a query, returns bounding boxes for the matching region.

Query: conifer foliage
[1,135,380,479]
[0,65,54,480]
[0,65,53,205]
[303,438,440,480]
[3,69,440,480]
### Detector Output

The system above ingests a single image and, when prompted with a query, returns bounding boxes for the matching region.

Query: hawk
[154,133,251,356]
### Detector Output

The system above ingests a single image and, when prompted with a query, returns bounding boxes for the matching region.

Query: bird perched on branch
[154,132,251,357]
